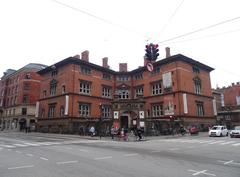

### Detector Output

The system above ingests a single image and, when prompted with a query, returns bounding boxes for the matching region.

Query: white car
[209,125,228,137]
[230,126,240,138]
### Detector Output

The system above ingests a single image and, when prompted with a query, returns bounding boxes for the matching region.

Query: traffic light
[145,43,159,61]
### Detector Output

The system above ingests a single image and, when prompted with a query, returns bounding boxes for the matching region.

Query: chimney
[237,82,240,85]
[165,47,171,58]
[119,63,127,72]
[81,50,89,62]
[73,54,80,59]
[232,83,235,86]
[102,57,109,68]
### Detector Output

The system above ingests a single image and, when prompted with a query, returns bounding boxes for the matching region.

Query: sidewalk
[0,131,209,142]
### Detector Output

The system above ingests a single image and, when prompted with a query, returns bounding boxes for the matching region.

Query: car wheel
[220,133,223,137]
[226,132,228,136]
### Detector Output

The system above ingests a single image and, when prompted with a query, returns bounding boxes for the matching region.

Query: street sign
[146,62,153,72]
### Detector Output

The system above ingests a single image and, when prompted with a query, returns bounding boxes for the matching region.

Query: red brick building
[0,63,46,131]
[214,83,240,128]
[37,49,215,135]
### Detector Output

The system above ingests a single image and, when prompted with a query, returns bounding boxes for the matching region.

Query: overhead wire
[157,16,240,44]
[51,0,151,41]
[156,0,185,40]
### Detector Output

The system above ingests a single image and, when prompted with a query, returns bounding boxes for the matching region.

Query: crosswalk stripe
[220,141,235,145]
[0,145,15,148]
[23,143,41,146]
[13,144,28,147]
[232,143,240,146]
[209,141,225,144]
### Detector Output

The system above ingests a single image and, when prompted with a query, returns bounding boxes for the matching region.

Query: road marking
[188,169,216,176]
[8,165,34,170]
[220,141,235,145]
[151,150,162,153]
[94,156,113,160]
[218,160,240,165]
[0,147,3,150]
[26,154,34,157]
[40,157,49,161]
[23,143,41,146]
[124,153,138,157]
[169,148,180,151]
[56,160,78,165]
[13,143,28,147]
[78,149,89,152]
[0,145,15,148]
[209,141,224,144]
[232,143,240,146]
[16,151,22,154]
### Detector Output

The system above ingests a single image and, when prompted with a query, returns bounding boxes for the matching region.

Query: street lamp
[99,103,103,139]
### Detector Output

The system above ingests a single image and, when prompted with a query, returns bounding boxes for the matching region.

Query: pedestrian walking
[110,126,115,140]
[89,126,95,137]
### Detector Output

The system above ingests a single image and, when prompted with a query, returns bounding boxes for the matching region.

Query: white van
[209,125,228,137]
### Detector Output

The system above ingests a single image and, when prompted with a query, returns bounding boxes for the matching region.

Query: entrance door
[120,116,128,129]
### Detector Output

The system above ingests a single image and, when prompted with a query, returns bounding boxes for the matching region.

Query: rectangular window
[78,103,90,117]
[151,81,162,95]
[196,102,204,116]
[43,90,47,98]
[101,105,111,118]
[117,89,129,99]
[134,73,143,80]
[62,85,66,94]
[22,108,27,115]
[48,105,55,117]
[102,87,111,98]
[135,86,144,98]
[80,81,91,95]
[102,73,111,80]
[152,104,163,117]
[193,66,200,74]
[24,83,30,90]
[117,75,129,81]
[23,95,29,103]
[81,66,91,75]
[51,70,58,77]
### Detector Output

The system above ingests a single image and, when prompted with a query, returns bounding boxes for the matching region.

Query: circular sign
[146,62,153,72]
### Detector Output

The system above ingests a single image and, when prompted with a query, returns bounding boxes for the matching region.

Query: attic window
[193,66,200,74]
[25,73,31,79]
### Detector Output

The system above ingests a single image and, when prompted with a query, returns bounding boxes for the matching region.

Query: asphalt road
[0,132,239,177]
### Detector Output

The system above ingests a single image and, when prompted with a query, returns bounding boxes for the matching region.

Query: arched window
[193,77,201,94]
[60,106,65,117]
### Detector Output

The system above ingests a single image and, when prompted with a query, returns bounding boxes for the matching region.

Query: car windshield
[211,126,221,130]
[234,126,240,130]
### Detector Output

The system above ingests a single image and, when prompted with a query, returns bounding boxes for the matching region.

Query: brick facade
[37,53,215,135]
[0,64,46,131]
[214,83,240,128]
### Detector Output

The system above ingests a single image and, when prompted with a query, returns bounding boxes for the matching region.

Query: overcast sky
[0,0,240,88]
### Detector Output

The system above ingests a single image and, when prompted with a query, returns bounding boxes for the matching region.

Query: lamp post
[99,103,103,139]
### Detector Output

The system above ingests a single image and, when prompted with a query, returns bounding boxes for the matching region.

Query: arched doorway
[120,116,128,129]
